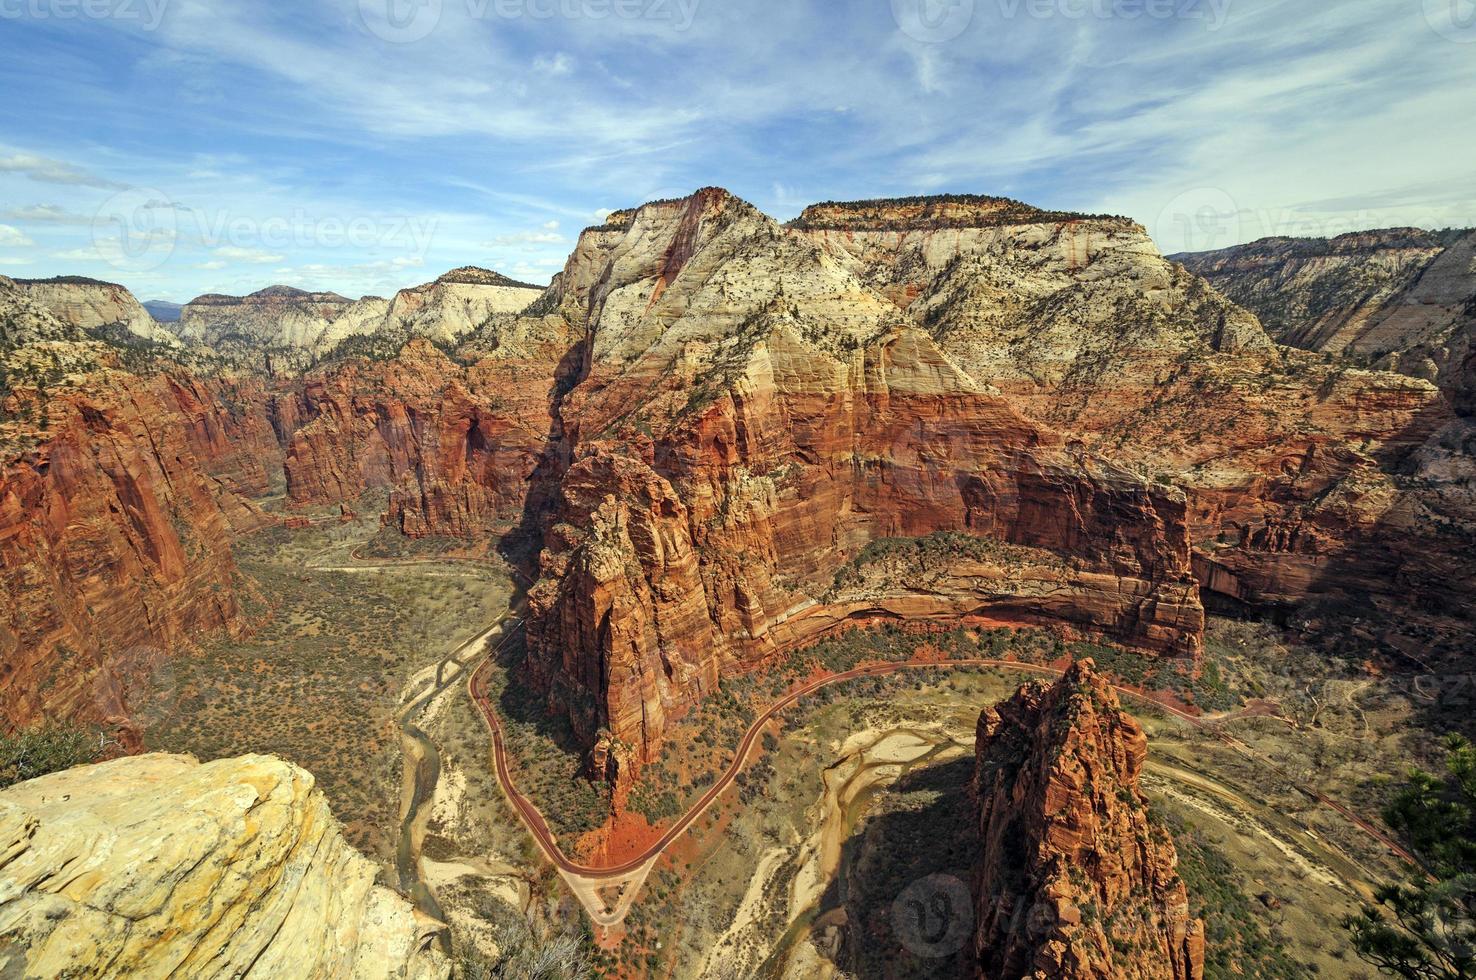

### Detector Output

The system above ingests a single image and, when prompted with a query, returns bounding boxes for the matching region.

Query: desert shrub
[0,725,99,789]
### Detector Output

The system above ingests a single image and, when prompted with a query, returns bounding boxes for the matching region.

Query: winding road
[466,648,1422,925]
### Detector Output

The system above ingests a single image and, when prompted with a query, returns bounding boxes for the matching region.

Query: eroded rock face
[279,331,577,536]
[379,266,544,344]
[521,189,1203,775]
[1176,228,1476,390]
[793,199,1466,641]
[12,275,175,344]
[0,753,449,979]
[0,364,277,740]
[972,660,1204,980]
[179,285,357,350]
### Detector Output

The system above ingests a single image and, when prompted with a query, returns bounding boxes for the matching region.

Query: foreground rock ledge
[0,753,449,979]
[972,660,1205,980]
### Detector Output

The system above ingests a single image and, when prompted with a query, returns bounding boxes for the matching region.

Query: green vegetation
[483,641,611,842]
[1345,734,1476,979]
[144,509,513,859]
[0,725,98,789]
[1161,808,1310,978]
[826,530,1062,596]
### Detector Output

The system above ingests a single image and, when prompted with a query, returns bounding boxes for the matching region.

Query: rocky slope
[972,660,1204,979]
[12,275,175,344]
[378,266,543,344]
[517,189,1202,782]
[0,752,448,978]
[2,274,281,739]
[177,269,544,364]
[178,285,359,352]
[277,327,576,537]
[1175,228,1475,388]
[0,360,279,740]
[792,199,1466,642]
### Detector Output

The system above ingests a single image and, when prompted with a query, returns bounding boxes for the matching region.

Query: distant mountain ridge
[142,300,182,322]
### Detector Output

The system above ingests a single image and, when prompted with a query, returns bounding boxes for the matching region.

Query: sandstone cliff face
[0,361,277,740]
[521,189,1203,775]
[791,200,1465,639]
[279,329,576,536]
[0,753,449,979]
[380,266,543,344]
[13,275,175,344]
[179,285,357,350]
[1176,228,1475,388]
[179,269,545,361]
[972,660,1204,980]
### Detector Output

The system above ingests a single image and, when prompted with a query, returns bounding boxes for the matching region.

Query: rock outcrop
[277,332,575,536]
[520,189,1203,779]
[972,660,1204,980]
[178,269,545,362]
[12,275,175,344]
[792,199,1465,643]
[1,346,279,739]
[1176,228,1475,389]
[0,753,448,978]
[378,266,543,344]
[178,285,359,351]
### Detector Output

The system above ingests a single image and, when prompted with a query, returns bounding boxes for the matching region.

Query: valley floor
[138,508,1453,979]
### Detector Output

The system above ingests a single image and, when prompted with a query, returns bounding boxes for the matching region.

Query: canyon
[5,192,1472,780]
[4,190,1473,978]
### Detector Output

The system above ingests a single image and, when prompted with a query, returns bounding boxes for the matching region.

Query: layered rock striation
[12,275,175,344]
[972,660,1204,980]
[1175,228,1475,389]
[520,189,1204,778]
[0,752,449,978]
[0,362,278,738]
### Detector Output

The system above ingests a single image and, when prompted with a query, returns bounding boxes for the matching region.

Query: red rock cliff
[972,660,1204,980]
[0,366,276,740]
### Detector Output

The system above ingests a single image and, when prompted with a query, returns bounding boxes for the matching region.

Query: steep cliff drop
[0,753,449,978]
[972,660,1204,980]
[519,189,1204,786]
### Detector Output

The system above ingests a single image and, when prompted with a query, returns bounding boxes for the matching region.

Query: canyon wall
[0,362,278,739]
[972,660,1204,980]
[519,190,1203,777]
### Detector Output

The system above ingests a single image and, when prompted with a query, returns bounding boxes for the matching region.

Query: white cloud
[2,204,92,225]
[0,152,125,189]
[213,245,285,263]
[194,260,228,270]
[0,225,35,247]
[0,257,32,267]
[533,53,575,76]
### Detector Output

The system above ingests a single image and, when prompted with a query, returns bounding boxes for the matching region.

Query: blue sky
[1,0,1473,302]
